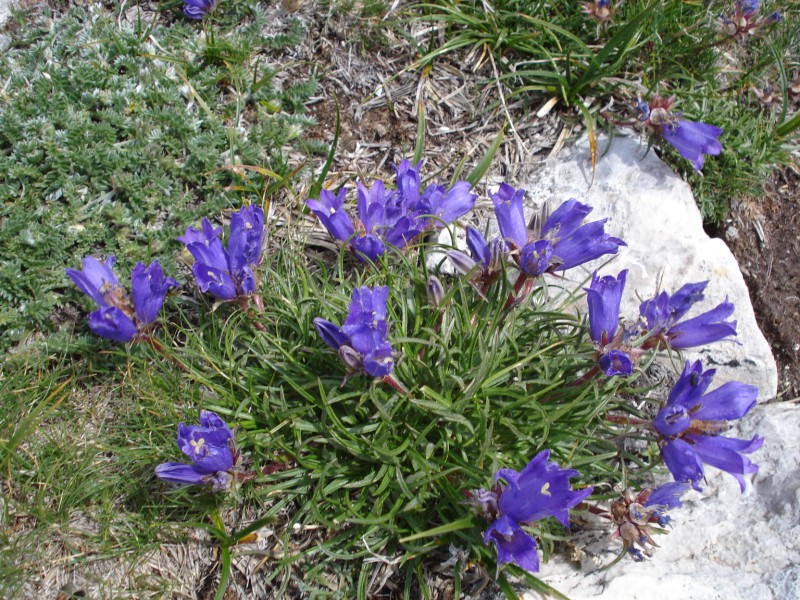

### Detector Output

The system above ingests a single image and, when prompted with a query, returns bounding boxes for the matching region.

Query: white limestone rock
[528,401,800,600]
[490,133,777,400]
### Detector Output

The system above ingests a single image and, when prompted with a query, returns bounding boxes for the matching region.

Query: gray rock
[486,133,777,401]
[0,34,10,53]
[528,401,800,600]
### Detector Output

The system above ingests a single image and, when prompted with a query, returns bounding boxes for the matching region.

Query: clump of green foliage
[0,2,315,351]
[410,0,799,221]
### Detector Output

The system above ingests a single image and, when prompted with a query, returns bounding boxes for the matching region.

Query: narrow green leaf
[466,125,505,186]
[398,517,474,543]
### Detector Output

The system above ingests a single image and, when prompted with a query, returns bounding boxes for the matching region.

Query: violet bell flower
[155,411,240,491]
[481,450,593,572]
[183,0,215,19]
[66,257,177,343]
[307,160,477,262]
[585,269,632,376]
[637,96,723,171]
[179,205,266,301]
[638,280,737,349]
[314,286,395,378]
[610,482,689,560]
[491,184,625,277]
[654,360,763,492]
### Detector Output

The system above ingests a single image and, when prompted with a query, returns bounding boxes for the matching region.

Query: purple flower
[586,270,627,346]
[639,281,737,349]
[661,120,723,171]
[598,349,633,377]
[482,450,593,572]
[736,0,759,15]
[314,286,395,378]
[654,361,763,492]
[306,188,355,245]
[610,482,689,560]
[183,0,215,19]
[585,270,633,376]
[638,96,722,171]
[155,411,238,491]
[491,183,528,250]
[490,187,625,277]
[179,205,266,301]
[308,160,476,262]
[66,257,177,343]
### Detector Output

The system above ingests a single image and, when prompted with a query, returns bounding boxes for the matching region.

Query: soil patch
[720,164,800,399]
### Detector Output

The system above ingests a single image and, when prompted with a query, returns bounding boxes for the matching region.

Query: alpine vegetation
[14,0,788,599]
[58,147,766,597]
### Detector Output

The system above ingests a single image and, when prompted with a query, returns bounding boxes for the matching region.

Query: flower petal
[660,438,705,490]
[685,433,763,492]
[484,515,540,572]
[692,381,758,422]
[131,260,177,325]
[87,306,138,342]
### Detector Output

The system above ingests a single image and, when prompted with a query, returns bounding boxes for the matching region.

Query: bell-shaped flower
[306,188,355,245]
[307,160,476,263]
[482,450,593,572]
[638,280,737,349]
[155,411,241,492]
[609,482,689,560]
[314,286,395,378]
[637,95,723,171]
[183,0,215,19]
[661,121,723,171]
[66,257,177,343]
[654,360,763,492]
[490,186,625,278]
[585,270,632,376]
[179,205,266,301]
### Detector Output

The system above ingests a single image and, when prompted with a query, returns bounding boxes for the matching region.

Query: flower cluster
[314,286,395,379]
[179,205,266,303]
[585,271,738,377]
[65,257,177,343]
[609,482,689,560]
[637,96,723,171]
[474,450,593,572]
[63,138,765,583]
[655,360,763,492]
[307,160,476,262]
[449,186,625,304]
[719,0,781,40]
[155,411,244,491]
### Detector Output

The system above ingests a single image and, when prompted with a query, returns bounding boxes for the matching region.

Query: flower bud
[426,275,445,308]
